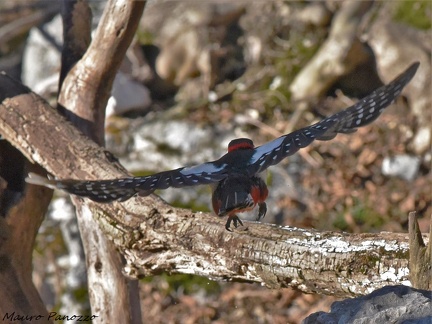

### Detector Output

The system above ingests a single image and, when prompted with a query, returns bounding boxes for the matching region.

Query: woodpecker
[26,62,419,231]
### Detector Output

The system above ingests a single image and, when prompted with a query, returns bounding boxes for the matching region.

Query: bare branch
[57,1,145,321]
[58,0,146,144]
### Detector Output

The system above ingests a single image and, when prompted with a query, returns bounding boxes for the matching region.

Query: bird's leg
[225,215,244,231]
[257,202,267,221]
[233,216,244,228]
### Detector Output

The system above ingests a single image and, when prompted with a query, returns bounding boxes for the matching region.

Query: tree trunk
[0,157,52,321]
[55,0,145,322]
[0,30,53,321]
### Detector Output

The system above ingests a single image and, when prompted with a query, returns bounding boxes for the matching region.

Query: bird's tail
[26,173,59,190]
[217,191,255,217]
[26,173,143,203]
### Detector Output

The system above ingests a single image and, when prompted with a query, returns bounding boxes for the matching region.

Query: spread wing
[26,161,229,203]
[246,62,419,175]
[26,62,418,203]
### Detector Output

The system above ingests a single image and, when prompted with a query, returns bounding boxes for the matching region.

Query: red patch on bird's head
[227,138,254,152]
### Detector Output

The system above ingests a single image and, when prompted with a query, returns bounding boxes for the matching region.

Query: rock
[22,15,62,90]
[303,285,432,324]
[106,72,152,117]
[35,197,88,314]
[381,154,420,181]
[22,12,152,117]
[412,126,431,156]
[295,2,332,27]
[118,119,225,172]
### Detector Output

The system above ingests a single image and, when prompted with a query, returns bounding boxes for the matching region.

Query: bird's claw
[225,215,244,231]
[256,202,267,221]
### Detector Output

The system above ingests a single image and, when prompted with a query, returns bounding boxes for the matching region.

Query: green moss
[265,170,273,187]
[170,274,221,295]
[155,142,182,156]
[131,170,154,177]
[34,224,67,256]
[351,201,385,230]
[356,253,381,274]
[72,287,90,304]
[333,212,349,231]
[330,198,385,232]
[136,29,155,45]
[393,0,431,30]
[379,246,409,260]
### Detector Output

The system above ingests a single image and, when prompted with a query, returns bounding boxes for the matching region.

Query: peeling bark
[0,77,428,298]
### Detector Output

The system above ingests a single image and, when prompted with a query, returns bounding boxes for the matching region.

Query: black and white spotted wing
[247,62,419,175]
[27,161,229,203]
[26,62,418,203]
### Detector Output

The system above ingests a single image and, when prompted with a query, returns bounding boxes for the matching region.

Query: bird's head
[227,138,254,152]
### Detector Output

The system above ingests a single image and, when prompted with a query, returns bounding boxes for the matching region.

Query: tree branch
[0,75,428,298]
[56,1,145,321]
[58,0,146,144]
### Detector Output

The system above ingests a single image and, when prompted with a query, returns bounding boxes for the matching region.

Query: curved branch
[58,0,146,144]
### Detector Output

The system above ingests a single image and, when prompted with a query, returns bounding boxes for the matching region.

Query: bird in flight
[27,62,419,231]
